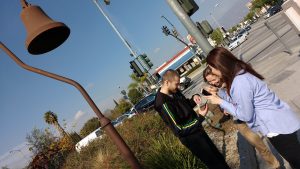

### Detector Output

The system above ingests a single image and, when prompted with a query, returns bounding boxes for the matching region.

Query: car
[237,28,249,36]
[228,38,238,50]
[150,80,162,91]
[111,114,128,127]
[228,33,247,50]
[132,93,156,113]
[75,113,129,152]
[264,5,282,19]
[244,25,251,31]
[179,75,192,91]
[124,111,136,119]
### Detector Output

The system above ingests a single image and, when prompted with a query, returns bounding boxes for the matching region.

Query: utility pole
[161,15,185,42]
[165,0,213,55]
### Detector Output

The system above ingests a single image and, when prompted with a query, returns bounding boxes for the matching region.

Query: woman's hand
[198,104,208,117]
[205,93,222,105]
[205,85,218,94]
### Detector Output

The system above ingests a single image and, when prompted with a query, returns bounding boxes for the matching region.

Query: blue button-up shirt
[220,72,300,136]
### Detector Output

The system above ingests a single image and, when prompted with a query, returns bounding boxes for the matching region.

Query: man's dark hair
[162,69,179,83]
[203,66,212,82]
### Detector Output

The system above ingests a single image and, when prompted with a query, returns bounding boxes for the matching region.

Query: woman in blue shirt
[205,47,300,169]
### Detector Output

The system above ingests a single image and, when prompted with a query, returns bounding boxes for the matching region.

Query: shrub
[128,88,144,104]
[80,117,100,138]
[111,99,132,119]
[62,113,206,169]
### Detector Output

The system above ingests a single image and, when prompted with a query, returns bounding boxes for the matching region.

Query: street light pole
[165,0,213,55]
[169,33,190,47]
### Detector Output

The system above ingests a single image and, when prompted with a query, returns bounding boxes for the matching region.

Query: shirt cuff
[220,99,233,115]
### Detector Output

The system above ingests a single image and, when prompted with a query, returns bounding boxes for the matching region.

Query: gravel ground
[204,104,240,169]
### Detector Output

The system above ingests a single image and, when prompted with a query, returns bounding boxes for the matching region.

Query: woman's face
[208,65,222,77]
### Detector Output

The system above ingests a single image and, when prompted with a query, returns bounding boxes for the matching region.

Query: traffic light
[196,22,209,38]
[138,54,153,70]
[200,20,213,35]
[162,26,170,36]
[177,0,199,16]
[129,60,144,77]
[172,29,178,37]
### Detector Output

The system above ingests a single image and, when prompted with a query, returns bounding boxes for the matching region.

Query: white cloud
[74,110,85,121]
[66,110,87,132]
[69,110,91,132]
[154,48,161,54]
[67,93,120,133]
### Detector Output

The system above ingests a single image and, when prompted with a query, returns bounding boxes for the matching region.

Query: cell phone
[202,89,212,96]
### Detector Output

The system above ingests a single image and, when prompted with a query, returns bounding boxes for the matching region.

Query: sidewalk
[245,45,300,169]
[252,45,300,113]
[186,64,206,79]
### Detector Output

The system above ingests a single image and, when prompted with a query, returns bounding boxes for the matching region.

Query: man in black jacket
[154,69,230,169]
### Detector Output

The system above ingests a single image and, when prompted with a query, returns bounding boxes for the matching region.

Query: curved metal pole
[161,15,175,27]
[169,33,190,47]
[0,42,142,169]
[161,15,185,42]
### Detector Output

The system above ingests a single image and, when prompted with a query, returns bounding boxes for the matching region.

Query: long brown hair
[202,66,212,82]
[206,47,264,95]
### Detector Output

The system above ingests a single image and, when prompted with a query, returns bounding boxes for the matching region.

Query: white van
[75,128,103,152]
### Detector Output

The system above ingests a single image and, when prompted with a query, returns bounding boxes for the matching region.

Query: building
[154,46,203,79]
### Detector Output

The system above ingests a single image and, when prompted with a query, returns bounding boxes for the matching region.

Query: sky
[0,0,250,168]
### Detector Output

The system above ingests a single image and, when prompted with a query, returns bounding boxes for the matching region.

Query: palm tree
[44,111,68,137]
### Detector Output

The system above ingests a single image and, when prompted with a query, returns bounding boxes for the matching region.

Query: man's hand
[198,104,208,117]
[193,94,202,105]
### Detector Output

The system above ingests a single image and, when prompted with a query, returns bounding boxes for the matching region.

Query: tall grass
[62,112,206,169]
[143,133,207,169]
